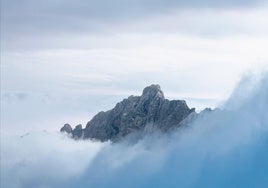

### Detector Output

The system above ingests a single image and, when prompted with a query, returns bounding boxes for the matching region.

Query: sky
[1,0,268,134]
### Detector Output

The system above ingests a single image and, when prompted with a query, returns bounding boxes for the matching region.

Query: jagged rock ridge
[61,84,196,142]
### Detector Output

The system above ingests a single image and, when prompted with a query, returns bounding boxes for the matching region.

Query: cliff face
[61,85,195,142]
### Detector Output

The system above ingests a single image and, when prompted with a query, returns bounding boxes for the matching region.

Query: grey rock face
[82,84,195,142]
[60,84,197,142]
[60,124,73,134]
[72,124,83,139]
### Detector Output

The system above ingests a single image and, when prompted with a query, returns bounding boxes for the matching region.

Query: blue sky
[1,0,268,134]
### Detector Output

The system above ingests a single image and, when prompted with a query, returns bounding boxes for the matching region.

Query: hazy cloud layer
[2,0,265,31]
[2,0,268,51]
[2,32,268,134]
[1,72,268,188]
[1,132,108,188]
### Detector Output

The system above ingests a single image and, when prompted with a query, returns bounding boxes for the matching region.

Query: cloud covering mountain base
[1,72,268,188]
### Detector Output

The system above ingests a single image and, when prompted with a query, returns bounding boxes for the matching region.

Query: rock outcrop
[72,124,83,139]
[60,124,73,134]
[61,84,196,142]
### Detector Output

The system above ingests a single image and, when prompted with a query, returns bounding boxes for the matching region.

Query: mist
[1,71,268,188]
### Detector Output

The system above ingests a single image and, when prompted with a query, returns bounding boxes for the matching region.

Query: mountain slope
[61,84,196,141]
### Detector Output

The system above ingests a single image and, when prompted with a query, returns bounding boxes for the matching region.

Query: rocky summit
[60,84,196,142]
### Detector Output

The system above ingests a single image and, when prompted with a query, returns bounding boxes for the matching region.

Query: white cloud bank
[1,71,268,188]
[1,132,108,188]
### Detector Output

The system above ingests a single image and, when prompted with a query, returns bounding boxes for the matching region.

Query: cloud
[2,34,267,100]
[64,71,268,188]
[128,8,268,36]
[1,71,268,188]
[1,132,108,188]
[2,0,265,28]
[1,0,268,51]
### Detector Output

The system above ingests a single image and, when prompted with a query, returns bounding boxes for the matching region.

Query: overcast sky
[1,0,268,133]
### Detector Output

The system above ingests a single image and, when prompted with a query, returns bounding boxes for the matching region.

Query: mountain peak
[142,84,164,99]
[61,84,194,142]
